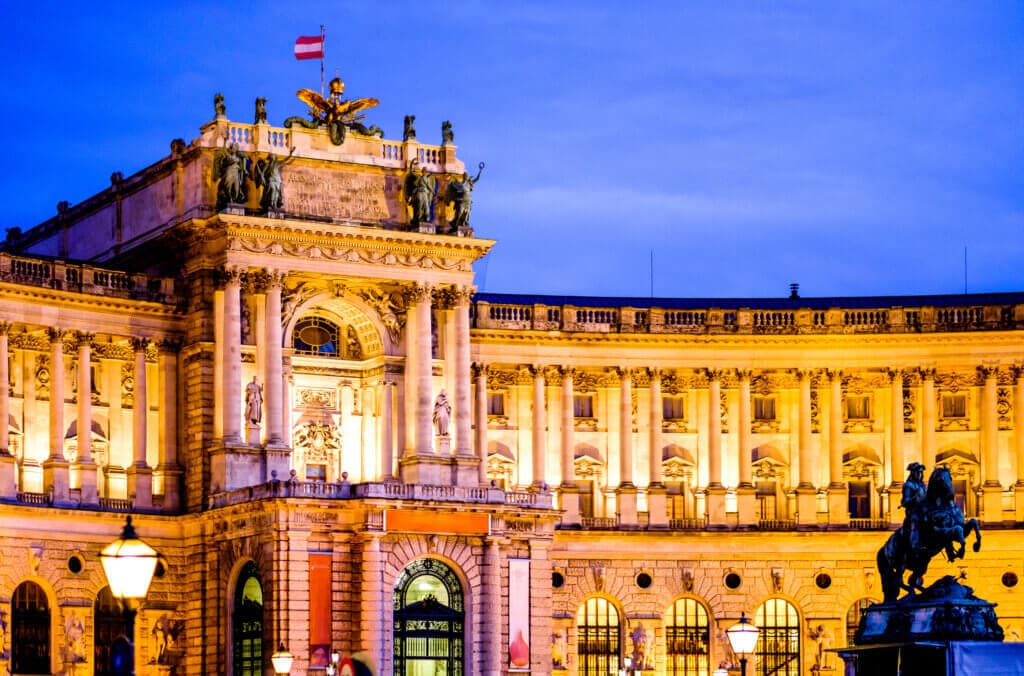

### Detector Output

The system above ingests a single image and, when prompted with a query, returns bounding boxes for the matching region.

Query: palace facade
[0,90,1023,676]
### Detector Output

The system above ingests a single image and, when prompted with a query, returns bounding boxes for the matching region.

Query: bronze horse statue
[876,466,982,603]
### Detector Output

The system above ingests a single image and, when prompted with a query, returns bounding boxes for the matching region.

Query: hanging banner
[309,553,332,667]
[508,559,531,670]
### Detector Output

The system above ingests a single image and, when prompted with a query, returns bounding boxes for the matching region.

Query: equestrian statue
[876,462,982,603]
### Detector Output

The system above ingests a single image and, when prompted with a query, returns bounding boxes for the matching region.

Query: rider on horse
[900,462,927,554]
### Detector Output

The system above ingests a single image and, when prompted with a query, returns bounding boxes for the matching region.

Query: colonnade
[470,364,1024,526]
[0,324,181,510]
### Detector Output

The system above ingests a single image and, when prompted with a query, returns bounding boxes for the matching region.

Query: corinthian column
[531,365,546,487]
[43,328,70,505]
[452,286,474,456]
[825,370,848,526]
[128,337,153,509]
[0,322,12,499]
[648,369,668,528]
[616,368,637,526]
[704,369,726,527]
[264,271,285,446]
[920,368,937,469]
[76,332,98,506]
[980,365,1003,523]
[222,268,243,443]
[886,369,904,526]
[473,364,488,485]
[795,369,817,526]
[413,284,433,455]
[736,369,756,528]
[156,338,182,511]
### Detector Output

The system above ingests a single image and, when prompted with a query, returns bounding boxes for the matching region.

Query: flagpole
[320,24,326,96]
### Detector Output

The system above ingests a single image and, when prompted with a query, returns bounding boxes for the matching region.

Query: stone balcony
[0,252,177,304]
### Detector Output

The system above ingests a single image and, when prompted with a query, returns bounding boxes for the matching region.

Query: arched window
[845,598,876,646]
[232,562,264,676]
[664,597,710,675]
[12,581,50,674]
[393,558,465,676]
[95,586,130,676]
[576,597,620,675]
[292,316,340,357]
[754,598,800,676]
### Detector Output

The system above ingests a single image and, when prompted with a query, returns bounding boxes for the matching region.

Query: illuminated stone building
[0,86,1023,676]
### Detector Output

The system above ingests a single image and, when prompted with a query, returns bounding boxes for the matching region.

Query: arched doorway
[232,561,264,676]
[576,597,621,675]
[12,580,50,674]
[393,558,465,676]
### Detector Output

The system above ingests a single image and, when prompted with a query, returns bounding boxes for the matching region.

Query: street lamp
[99,515,160,676]
[271,642,295,675]
[726,612,760,676]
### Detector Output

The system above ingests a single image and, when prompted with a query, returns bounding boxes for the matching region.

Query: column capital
[248,268,273,293]
[887,368,904,383]
[46,327,69,344]
[543,365,564,383]
[0,321,13,336]
[795,368,813,381]
[529,364,546,380]
[977,364,1000,380]
[451,285,475,307]
[406,282,432,304]
[471,362,490,379]
[75,331,95,348]
[156,337,184,354]
[216,266,244,288]
[916,366,937,381]
[131,337,151,353]
[703,368,724,382]
[735,368,753,382]
[826,368,844,381]
[1011,365,1024,382]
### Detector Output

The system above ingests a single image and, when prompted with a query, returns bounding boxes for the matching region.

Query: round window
[636,572,652,589]
[1003,571,1018,588]
[815,573,832,589]
[552,571,565,588]
[724,572,742,590]
[298,324,332,347]
[68,555,83,574]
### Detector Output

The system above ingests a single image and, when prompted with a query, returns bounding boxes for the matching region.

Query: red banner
[309,553,332,666]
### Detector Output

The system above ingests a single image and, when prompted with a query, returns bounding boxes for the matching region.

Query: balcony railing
[0,253,176,304]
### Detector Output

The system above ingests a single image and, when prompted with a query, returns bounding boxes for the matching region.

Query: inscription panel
[283,167,403,222]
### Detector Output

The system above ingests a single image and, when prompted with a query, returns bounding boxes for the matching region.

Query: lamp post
[99,515,160,676]
[271,642,295,675]
[726,612,760,676]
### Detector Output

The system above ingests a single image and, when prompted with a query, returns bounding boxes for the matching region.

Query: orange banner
[309,553,331,667]
[386,509,490,535]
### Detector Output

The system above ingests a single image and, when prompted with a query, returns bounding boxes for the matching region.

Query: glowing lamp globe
[726,612,760,655]
[100,516,159,605]
[271,643,295,675]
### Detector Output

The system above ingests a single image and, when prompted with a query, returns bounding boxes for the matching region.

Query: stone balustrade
[472,293,1024,335]
[0,252,176,303]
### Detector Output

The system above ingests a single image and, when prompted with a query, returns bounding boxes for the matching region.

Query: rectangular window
[487,392,505,416]
[662,395,686,420]
[846,395,871,420]
[942,394,967,418]
[574,394,594,418]
[306,464,326,481]
[753,396,776,421]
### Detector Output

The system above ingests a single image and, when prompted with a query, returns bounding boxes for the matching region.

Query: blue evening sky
[2,3,1022,298]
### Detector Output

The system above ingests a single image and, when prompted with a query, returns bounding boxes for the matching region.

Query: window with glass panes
[755,598,800,676]
[577,597,620,675]
[664,598,710,675]
[232,562,263,676]
[845,598,875,646]
[12,581,50,675]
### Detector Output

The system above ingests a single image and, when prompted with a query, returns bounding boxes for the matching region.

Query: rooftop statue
[441,120,454,145]
[445,162,484,231]
[254,97,267,124]
[284,77,382,145]
[403,114,416,141]
[877,463,982,603]
[404,158,437,228]
[252,147,295,212]
[213,142,248,209]
[214,93,226,119]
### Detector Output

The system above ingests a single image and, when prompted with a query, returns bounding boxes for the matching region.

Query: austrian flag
[294,35,324,60]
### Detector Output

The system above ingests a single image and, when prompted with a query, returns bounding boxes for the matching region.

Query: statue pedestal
[246,423,261,446]
[417,224,436,234]
[435,435,451,455]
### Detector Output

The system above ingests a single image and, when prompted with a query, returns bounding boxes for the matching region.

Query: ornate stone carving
[357,286,408,344]
[487,369,517,390]
[998,387,1012,430]
[121,362,134,407]
[293,421,343,465]
[573,370,599,393]
[904,388,917,432]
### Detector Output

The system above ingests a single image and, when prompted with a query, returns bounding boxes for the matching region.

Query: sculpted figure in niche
[551,629,567,669]
[245,376,263,425]
[64,611,86,663]
[433,390,451,437]
[630,623,652,670]
[808,623,833,671]
[445,161,485,231]
[404,158,436,227]
[151,613,185,665]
